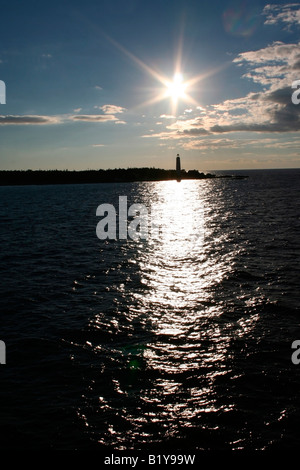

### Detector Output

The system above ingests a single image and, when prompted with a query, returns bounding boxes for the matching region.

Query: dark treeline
[0,167,247,186]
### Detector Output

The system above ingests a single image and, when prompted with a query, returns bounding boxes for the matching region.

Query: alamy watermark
[0,80,6,104]
[291,80,300,105]
[291,340,300,365]
[0,340,6,364]
[96,196,205,242]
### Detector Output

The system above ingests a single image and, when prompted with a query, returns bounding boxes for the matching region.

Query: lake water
[0,169,299,452]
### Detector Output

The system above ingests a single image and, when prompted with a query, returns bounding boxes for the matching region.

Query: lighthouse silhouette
[176,154,181,182]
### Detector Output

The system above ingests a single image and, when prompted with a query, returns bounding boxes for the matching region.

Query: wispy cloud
[160,114,176,119]
[98,104,127,114]
[70,114,118,122]
[89,104,127,123]
[182,138,241,150]
[0,115,61,125]
[0,110,126,125]
[233,40,300,90]
[263,4,300,29]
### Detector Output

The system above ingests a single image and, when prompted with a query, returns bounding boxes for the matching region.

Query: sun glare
[104,32,225,114]
[165,73,187,103]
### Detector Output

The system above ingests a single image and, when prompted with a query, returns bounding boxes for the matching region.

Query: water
[0,169,299,451]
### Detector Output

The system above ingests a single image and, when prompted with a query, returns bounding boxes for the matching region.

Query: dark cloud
[0,115,60,125]
[264,86,292,104]
[292,60,300,70]
[70,114,117,122]
[182,128,211,136]
[210,122,299,133]
[209,86,300,133]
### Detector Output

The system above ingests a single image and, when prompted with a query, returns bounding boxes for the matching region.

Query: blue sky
[1,0,300,170]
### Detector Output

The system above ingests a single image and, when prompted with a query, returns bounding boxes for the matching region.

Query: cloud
[182,128,211,136]
[160,114,175,119]
[234,41,299,64]
[70,114,118,122]
[182,138,240,150]
[207,86,300,134]
[0,112,127,126]
[210,119,300,134]
[94,85,103,90]
[214,91,300,133]
[263,4,300,29]
[211,40,300,134]
[99,104,126,114]
[182,137,300,151]
[166,117,205,131]
[233,41,300,92]
[70,108,127,124]
[142,130,183,140]
[0,115,61,125]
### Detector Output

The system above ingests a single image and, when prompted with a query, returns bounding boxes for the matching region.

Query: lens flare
[103,32,228,115]
[165,73,187,103]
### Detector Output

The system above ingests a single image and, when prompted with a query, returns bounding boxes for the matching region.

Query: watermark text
[96,196,204,242]
[0,80,6,104]
[0,340,6,364]
[291,80,300,104]
[291,340,300,364]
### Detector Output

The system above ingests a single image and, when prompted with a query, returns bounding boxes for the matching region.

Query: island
[0,168,248,186]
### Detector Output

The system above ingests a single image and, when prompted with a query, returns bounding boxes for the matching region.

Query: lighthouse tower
[176,154,181,182]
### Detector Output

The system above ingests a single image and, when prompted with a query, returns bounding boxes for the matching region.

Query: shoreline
[0,168,248,186]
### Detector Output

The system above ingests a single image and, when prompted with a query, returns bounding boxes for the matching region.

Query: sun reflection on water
[76,178,263,449]
[136,180,206,316]
[134,180,228,333]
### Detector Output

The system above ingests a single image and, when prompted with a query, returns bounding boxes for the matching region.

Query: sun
[103,33,214,114]
[103,31,228,116]
[165,73,188,103]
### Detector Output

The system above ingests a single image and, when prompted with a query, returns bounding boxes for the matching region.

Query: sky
[1,0,300,171]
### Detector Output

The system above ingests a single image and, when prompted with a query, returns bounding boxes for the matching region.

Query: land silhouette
[0,168,248,186]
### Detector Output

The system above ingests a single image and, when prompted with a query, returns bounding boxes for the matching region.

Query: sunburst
[103,32,226,115]
[165,73,187,103]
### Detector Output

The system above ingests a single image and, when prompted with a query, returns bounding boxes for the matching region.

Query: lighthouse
[176,154,181,182]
